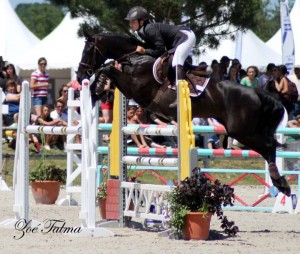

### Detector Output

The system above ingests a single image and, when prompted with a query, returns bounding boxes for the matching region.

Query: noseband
[79,36,106,76]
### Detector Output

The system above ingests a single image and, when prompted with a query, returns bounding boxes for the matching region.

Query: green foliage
[30,164,66,183]
[15,3,64,39]
[96,169,108,199]
[49,0,262,50]
[167,168,238,236]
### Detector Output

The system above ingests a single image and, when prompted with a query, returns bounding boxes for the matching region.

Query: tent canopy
[0,0,40,63]
[14,12,85,71]
[196,29,282,69]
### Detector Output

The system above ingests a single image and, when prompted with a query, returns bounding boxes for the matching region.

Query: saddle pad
[168,77,210,97]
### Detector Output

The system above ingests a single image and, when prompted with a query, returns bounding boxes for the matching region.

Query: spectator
[226,65,240,83]
[289,65,300,118]
[240,66,259,89]
[288,114,300,128]
[127,105,148,148]
[207,118,224,149]
[4,63,23,92]
[100,77,115,141]
[3,79,20,126]
[30,57,50,116]
[0,56,7,90]
[273,65,294,116]
[57,84,69,113]
[192,117,207,148]
[134,106,175,147]
[209,60,221,81]
[219,56,231,80]
[35,105,67,150]
[50,99,68,122]
[50,99,68,149]
[259,63,276,88]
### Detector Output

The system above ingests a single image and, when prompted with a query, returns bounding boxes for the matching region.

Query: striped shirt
[31,69,49,97]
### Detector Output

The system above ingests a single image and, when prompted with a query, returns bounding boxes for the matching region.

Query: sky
[10,0,46,8]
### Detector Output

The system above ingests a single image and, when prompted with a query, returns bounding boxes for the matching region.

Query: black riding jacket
[137,22,190,58]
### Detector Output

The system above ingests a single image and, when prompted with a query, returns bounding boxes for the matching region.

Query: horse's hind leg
[234,134,291,197]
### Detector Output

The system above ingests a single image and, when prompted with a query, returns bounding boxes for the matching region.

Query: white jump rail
[0,80,114,237]
[0,88,11,191]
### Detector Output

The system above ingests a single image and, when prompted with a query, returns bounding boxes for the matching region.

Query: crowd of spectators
[1,55,300,152]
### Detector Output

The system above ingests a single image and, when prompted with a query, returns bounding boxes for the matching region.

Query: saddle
[153,54,210,96]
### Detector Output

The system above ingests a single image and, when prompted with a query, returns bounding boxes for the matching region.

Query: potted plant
[166,167,238,240]
[30,163,66,204]
[97,169,107,219]
[30,136,66,204]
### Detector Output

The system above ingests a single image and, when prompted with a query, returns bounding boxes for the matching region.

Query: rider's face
[129,19,142,31]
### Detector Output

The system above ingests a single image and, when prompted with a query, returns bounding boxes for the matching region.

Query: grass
[2,141,297,188]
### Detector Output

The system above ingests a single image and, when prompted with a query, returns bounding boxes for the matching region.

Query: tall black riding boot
[176,65,185,80]
[169,65,185,109]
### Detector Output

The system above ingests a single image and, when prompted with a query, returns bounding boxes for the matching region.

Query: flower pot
[183,212,212,240]
[98,198,106,219]
[31,181,61,204]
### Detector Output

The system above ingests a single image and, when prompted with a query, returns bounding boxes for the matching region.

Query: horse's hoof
[271,176,291,197]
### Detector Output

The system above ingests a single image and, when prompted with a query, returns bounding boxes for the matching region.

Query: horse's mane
[91,32,140,46]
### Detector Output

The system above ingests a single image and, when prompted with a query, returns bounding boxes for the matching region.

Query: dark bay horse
[77,33,290,196]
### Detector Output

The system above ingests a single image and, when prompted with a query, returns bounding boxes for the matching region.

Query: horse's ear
[83,30,91,40]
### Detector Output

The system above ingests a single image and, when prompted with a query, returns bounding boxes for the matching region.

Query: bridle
[79,36,106,76]
[79,35,140,77]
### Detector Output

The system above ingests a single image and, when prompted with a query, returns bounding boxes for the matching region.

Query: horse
[77,33,291,196]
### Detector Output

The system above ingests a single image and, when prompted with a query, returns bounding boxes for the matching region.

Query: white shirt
[50,110,67,122]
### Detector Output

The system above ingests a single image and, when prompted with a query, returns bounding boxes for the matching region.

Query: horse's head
[77,35,107,83]
[77,33,141,84]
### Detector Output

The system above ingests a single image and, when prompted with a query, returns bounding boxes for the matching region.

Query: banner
[280,1,295,73]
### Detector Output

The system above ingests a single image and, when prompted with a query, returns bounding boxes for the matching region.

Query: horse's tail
[255,88,285,136]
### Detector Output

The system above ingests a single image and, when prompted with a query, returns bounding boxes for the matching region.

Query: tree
[16,3,64,39]
[49,0,262,51]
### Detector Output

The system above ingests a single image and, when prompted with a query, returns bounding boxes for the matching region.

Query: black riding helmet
[125,6,150,20]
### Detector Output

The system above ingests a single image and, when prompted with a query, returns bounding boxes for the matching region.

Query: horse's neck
[104,67,133,99]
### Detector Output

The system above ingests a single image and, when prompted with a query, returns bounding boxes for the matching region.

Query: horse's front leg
[268,162,291,197]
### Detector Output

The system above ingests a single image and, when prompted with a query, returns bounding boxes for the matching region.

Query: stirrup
[169,101,177,109]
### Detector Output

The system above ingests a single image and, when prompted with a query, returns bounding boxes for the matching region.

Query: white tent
[14,12,85,72]
[0,0,40,62]
[266,0,300,65]
[196,29,282,68]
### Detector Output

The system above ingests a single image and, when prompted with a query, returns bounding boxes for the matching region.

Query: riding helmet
[125,6,149,20]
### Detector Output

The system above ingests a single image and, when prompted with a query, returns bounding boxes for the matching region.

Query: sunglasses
[63,90,68,93]
[39,62,47,66]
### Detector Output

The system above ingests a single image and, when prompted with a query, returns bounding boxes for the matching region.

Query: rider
[125,6,196,82]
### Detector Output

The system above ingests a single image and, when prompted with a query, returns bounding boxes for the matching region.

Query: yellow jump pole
[177,80,198,180]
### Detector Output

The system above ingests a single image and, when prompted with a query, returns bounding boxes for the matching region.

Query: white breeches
[172,30,196,67]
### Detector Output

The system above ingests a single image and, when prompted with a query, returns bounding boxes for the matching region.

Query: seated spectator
[207,118,224,149]
[3,79,20,126]
[4,63,23,92]
[0,56,7,90]
[51,99,68,122]
[192,117,207,148]
[134,106,175,147]
[35,104,67,150]
[50,100,68,150]
[57,84,69,113]
[288,115,300,128]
